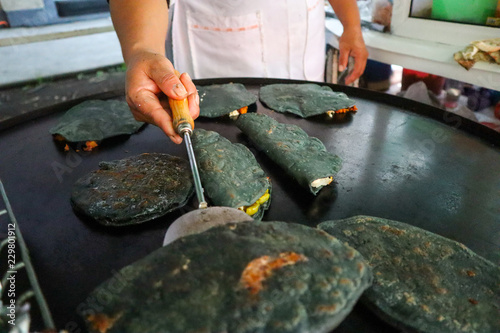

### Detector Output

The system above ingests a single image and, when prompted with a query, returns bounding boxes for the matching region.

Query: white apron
[168,0,325,81]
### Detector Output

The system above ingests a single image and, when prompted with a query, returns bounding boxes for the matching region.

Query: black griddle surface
[0,78,499,332]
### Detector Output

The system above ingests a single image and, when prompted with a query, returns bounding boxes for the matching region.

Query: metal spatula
[164,72,253,245]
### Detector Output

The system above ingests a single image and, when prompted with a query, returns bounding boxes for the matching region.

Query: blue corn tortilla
[198,83,257,118]
[191,128,271,220]
[49,99,144,142]
[259,83,356,118]
[318,215,500,333]
[236,113,342,195]
[84,221,372,333]
[71,153,194,226]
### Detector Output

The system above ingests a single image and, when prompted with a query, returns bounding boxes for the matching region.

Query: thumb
[148,59,188,100]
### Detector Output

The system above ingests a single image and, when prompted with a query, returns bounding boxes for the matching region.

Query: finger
[345,53,368,85]
[187,91,200,121]
[130,89,183,144]
[129,106,150,123]
[337,47,350,73]
[179,72,197,95]
[148,58,188,100]
[158,93,170,111]
[179,72,200,120]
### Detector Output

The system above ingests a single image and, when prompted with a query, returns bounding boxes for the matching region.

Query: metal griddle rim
[193,77,500,147]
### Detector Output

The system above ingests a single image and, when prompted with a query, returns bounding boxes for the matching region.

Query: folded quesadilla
[85,221,372,333]
[50,100,145,150]
[191,129,271,219]
[319,216,500,333]
[236,113,342,195]
[198,83,258,119]
[71,153,194,226]
[454,38,500,70]
[259,83,357,118]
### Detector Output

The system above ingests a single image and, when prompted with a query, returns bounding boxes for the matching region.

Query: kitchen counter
[325,17,500,91]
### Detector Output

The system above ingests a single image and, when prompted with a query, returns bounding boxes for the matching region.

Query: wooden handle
[169,70,194,134]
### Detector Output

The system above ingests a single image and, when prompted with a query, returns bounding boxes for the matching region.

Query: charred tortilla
[191,129,271,220]
[198,83,257,118]
[236,113,342,195]
[318,215,500,333]
[85,221,372,333]
[259,83,357,117]
[71,153,194,226]
[49,100,144,142]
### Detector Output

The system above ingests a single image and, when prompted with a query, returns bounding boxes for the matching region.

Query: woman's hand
[125,50,200,144]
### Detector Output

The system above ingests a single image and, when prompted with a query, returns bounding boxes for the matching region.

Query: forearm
[328,0,362,33]
[109,0,169,64]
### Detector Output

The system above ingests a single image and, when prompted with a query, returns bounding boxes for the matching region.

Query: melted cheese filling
[463,46,479,60]
[229,106,249,120]
[228,110,240,120]
[311,177,333,188]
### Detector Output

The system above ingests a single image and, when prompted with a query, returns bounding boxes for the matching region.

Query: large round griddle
[0,78,499,332]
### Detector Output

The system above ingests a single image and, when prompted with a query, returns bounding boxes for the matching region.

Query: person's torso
[169,0,325,81]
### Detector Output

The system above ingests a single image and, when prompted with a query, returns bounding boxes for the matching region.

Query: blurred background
[0,0,499,131]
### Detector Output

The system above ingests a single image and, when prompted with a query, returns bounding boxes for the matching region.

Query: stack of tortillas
[454,38,500,70]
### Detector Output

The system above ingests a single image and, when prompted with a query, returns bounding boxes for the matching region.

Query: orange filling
[87,313,122,333]
[240,252,308,295]
[83,141,99,151]
[53,134,99,152]
[335,105,358,114]
[238,106,248,114]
